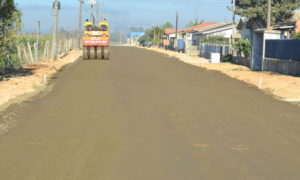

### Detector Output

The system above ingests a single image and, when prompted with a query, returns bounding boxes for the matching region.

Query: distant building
[130,32,145,45]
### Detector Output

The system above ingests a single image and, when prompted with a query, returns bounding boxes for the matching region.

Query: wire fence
[17,34,79,66]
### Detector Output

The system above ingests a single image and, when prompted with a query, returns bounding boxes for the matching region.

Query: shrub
[201,36,230,45]
[0,0,22,79]
[233,39,252,57]
[294,32,300,39]
[221,54,233,62]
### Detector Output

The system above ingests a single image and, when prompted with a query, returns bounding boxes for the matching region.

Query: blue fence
[177,39,185,50]
[199,43,232,59]
[265,39,300,62]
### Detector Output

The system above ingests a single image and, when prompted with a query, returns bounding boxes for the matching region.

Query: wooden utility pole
[232,0,236,23]
[35,21,40,62]
[175,11,179,39]
[95,2,104,24]
[89,0,96,25]
[51,0,59,61]
[119,31,122,44]
[153,21,156,43]
[77,0,83,50]
[267,0,271,28]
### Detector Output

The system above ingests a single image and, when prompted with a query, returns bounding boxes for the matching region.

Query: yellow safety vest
[84,21,93,27]
[99,21,108,26]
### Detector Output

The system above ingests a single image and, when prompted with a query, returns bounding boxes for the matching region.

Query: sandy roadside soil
[141,47,300,102]
[0,50,82,110]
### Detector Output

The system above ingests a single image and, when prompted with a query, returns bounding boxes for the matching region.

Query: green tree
[185,18,204,28]
[294,31,300,39]
[162,22,173,29]
[234,0,300,27]
[138,22,174,45]
[0,0,22,79]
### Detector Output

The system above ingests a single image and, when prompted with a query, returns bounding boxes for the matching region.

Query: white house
[195,22,237,40]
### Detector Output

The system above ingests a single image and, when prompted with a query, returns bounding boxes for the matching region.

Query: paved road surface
[0,47,300,180]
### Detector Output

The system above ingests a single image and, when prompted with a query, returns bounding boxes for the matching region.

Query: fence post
[27,42,34,64]
[22,46,29,65]
[17,46,22,65]
[64,39,67,54]
[35,21,40,63]
[47,40,51,60]
[58,40,62,55]
[43,41,47,60]
[33,43,38,63]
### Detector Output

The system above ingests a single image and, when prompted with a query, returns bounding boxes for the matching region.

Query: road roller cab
[82,24,110,60]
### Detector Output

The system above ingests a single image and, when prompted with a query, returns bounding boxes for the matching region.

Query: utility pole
[231,0,236,44]
[96,5,100,23]
[35,21,40,62]
[119,31,122,44]
[77,0,83,50]
[153,21,156,43]
[175,11,179,39]
[95,1,104,24]
[232,0,236,23]
[51,0,59,61]
[89,0,96,25]
[267,0,271,28]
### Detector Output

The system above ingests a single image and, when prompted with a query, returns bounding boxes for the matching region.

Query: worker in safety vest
[84,19,93,30]
[99,18,109,31]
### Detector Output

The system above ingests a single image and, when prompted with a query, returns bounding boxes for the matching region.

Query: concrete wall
[263,58,300,76]
[232,56,251,68]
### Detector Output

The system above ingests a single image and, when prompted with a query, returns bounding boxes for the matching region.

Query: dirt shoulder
[0,50,82,110]
[141,47,300,102]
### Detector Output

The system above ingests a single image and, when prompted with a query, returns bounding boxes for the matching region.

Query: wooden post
[17,46,22,65]
[69,39,72,51]
[35,21,40,62]
[47,40,50,59]
[33,43,38,63]
[27,42,34,64]
[43,41,48,60]
[22,46,29,65]
[57,40,62,55]
[64,39,67,54]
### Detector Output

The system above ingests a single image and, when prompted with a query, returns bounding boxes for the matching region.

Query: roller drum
[89,47,96,59]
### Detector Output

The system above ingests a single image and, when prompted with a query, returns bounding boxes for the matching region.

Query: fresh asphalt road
[0,47,300,180]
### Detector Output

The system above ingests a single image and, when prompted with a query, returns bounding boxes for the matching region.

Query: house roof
[195,22,235,34]
[184,22,219,32]
[164,28,184,35]
[237,17,249,30]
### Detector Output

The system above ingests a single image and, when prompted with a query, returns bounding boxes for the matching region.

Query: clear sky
[15,0,233,33]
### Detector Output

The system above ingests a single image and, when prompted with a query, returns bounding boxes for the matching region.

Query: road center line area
[0,47,300,180]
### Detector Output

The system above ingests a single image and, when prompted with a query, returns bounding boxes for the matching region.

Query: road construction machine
[82,23,110,60]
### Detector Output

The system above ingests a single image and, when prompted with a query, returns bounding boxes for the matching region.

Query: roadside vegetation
[232,39,252,57]
[201,36,230,45]
[294,32,300,39]
[234,0,300,27]
[138,22,173,45]
[18,34,51,45]
[0,0,22,80]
